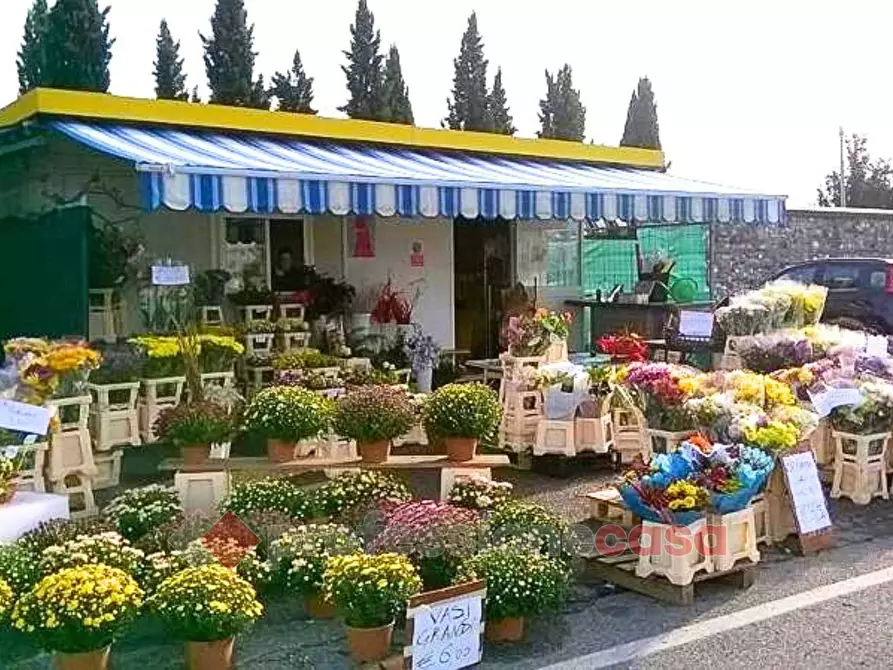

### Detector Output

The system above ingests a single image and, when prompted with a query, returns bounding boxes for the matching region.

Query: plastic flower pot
[344,621,395,662]
[181,444,211,466]
[486,616,525,643]
[358,440,391,464]
[186,638,235,670]
[267,439,296,463]
[445,437,477,462]
[53,647,110,670]
[305,593,336,619]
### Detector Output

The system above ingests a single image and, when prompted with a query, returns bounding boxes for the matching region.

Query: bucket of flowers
[323,552,422,663]
[269,523,363,618]
[154,399,236,465]
[455,542,569,643]
[243,385,334,463]
[12,564,143,670]
[148,563,264,670]
[405,326,440,393]
[332,385,416,463]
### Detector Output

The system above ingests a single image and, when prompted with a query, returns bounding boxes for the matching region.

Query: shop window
[515,220,580,288]
[222,218,268,287]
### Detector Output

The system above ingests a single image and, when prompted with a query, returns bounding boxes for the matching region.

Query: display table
[0,491,70,543]
[565,299,714,341]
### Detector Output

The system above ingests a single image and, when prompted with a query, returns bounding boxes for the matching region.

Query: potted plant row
[242,386,334,463]
[332,385,416,463]
[422,383,503,461]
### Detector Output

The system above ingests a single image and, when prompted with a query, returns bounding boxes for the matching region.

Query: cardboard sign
[0,399,52,435]
[678,310,714,338]
[406,580,485,670]
[808,386,862,418]
[780,450,833,555]
[151,264,191,286]
[866,334,889,357]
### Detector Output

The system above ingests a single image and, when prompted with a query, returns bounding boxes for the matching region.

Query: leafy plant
[148,563,263,642]
[323,552,422,628]
[0,577,12,622]
[269,524,363,596]
[422,383,502,440]
[154,400,234,446]
[103,485,184,542]
[13,564,144,654]
[455,545,568,621]
[0,544,41,595]
[333,385,416,444]
[319,471,412,517]
[448,475,513,511]
[486,501,576,564]
[38,532,145,577]
[194,269,231,306]
[17,517,116,557]
[243,386,333,442]
[221,477,313,519]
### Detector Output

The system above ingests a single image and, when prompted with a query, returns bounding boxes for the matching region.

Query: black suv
[770,258,893,334]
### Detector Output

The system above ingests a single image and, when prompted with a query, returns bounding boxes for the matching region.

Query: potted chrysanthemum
[154,400,235,465]
[148,563,264,670]
[422,383,502,461]
[332,385,416,463]
[12,564,143,670]
[102,484,184,542]
[269,523,363,618]
[323,552,422,662]
[243,386,334,462]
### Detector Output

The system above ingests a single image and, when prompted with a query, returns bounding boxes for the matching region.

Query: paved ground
[7,451,893,669]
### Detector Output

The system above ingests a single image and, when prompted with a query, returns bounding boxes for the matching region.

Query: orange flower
[687,433,713,453]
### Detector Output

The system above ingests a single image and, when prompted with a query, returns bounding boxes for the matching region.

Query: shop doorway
[269,218,306,292]
[453,217,513,358]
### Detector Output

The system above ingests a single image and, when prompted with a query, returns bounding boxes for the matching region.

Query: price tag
[0,399,52,435]
[781,451,832,535]
[678,311,714,338]
[407,582,485,670]
[808,386,863,418]
[866,334,889,357]
[151,264,191,286]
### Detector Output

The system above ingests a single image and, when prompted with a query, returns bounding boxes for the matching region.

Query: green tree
[538,65,586,141]
[270,49,316,114]
[445,12,492,132]
[200,0,268,109]
[380,45,413,124]
[488,67,515,135]
[17,0,48,94]
[154,20,188,101]
[620,76,661,150]
[340,0,384,121]
[42,0,114,93]
[818,134,893,209]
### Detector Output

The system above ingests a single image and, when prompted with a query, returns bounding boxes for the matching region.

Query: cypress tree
[488,67,515,135]
[538,64,586,142]
[445,12,491,132]
[17,0,48,94]
[154,20,188,101]
[200,0,268,109]
[270,49,316,114]
[620,76,661,150]
[42,0,114,93]
[380,45,414,125]
[339,0,384,121]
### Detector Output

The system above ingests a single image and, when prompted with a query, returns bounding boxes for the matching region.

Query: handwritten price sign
[781,451,832,535]
[407,582,485,670]
[0,399,52,435]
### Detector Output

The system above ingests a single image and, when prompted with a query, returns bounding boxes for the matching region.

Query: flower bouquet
[149,563,263,670]
[333,385,416,463]
[12,564,143,668]
[693,443,775,513]
[243,385,334,462]
[455,544,568,643]
[502,309,572,359]
[323,552,422,662]
[620,362,697,433]
[368,500,479,590]
[831,380,893,435]
[405,326,439,392]
[596,332,647,362]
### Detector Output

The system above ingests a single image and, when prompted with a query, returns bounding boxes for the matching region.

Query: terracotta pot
[344,621,395,662]
[306,593,336,619]
[267,438,296,463]
[53,647,110,670]
[181,444,211,465]
[358,440,390,464]
[486,616,525,643]
[186,638,235,670]
[445,437,477,462]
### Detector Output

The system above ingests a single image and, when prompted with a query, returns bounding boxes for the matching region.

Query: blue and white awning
[51,120,786,225]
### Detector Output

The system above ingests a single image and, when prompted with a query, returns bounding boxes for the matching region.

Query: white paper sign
[782,451,832,535]
[411,594,483,670]
[678,311,714,338]
[808,386,863,418]
[866,335,889,358]
[0,399,52,435]
[151,264,191,286]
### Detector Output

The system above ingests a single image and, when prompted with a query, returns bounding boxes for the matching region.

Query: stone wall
[710,207,893,297]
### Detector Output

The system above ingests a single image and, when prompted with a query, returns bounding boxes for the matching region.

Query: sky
[2,0,892,206]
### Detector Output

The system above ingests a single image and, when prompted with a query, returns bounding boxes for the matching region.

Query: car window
[777,266,816,284]
[819,263,863,290]
[869,270,887,290]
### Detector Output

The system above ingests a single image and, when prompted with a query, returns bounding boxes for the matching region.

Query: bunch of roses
[103,485,184,542]
[39,532,145,578]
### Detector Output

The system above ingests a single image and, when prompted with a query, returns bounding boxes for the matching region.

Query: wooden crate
[584,488,638,526]
[239,305,273,322]
[534,420,575,457]
[575,414,613,454]
[707,507,761,572]
[636,518,713,586]
[93,450,122,490]
[89,382,140,451]
[831,430,890,505]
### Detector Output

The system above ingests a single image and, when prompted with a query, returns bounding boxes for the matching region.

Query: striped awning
[51,120,786,225]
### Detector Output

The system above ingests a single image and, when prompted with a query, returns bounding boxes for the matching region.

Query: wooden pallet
[584,552,756,606]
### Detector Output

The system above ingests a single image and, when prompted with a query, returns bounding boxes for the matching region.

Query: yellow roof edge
[0,88,665,169]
